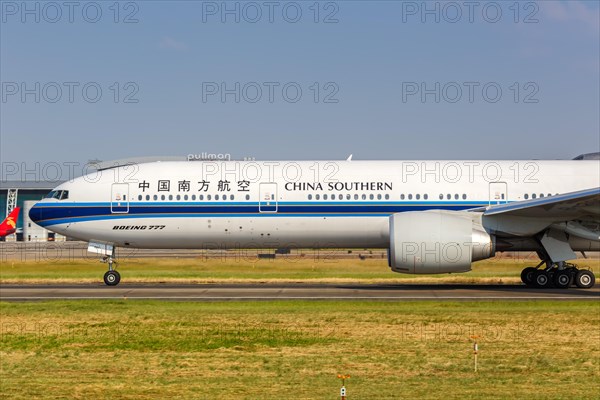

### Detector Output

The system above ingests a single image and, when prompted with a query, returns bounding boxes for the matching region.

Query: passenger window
[401,194,405,200]
[346,194,351,200]
[416,194,420,200]
[424,194,428,200]
[138,195,142,201]
[245,194,250,200]
[385,194,390,200]
[316,194,320,200]
[524,194,529,199]
[153,195,158,200]
[168,195,173,200]
[369,194,374,200]
[408,194,413,200]
[308,194,313,200]
[362,194,367,200]
[462,194,466,200]
[439,194,444,200]
[230,195,234,200]
[176,195,181,200]
[354,194,359,200]
[161,195,165,200]
[377,194,382,200]
[146,195,150,201]
[324,194,328,200]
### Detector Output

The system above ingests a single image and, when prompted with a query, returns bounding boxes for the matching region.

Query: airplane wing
[481,188,600,240]
[484,187,600,219]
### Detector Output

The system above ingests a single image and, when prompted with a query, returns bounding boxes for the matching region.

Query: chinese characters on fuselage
[138,180,251,192]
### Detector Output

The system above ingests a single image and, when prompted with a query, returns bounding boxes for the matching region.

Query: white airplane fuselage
[29,159,600,253]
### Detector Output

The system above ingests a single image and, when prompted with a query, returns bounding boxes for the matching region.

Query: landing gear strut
[520,260,595,289]
[101,255,121,286]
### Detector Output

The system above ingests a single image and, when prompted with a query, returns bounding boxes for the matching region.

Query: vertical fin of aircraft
[0,207,20,232]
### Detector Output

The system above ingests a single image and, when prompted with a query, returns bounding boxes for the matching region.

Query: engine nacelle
[389,211,495,274]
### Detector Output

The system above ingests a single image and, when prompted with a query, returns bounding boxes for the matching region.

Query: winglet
[346,154,353,161]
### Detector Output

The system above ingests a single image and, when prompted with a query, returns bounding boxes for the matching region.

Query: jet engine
[389,210,495,274]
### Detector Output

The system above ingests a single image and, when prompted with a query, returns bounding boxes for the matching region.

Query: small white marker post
[337,374,350,400]
[470,335,480,372]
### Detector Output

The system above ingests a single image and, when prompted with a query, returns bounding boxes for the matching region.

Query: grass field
[1,256,599,284]
[1,300,599,399]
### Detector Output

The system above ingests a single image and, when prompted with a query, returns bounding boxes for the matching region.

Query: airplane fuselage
[29,159,600,251]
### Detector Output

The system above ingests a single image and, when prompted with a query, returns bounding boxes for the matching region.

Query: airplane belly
[65,216,390,249]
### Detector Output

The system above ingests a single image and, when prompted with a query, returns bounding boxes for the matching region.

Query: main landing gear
[101,255,121,286]
[521,261,595,289]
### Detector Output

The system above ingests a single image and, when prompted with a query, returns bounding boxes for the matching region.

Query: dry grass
[1,300,599,399]
[1,256,598,285]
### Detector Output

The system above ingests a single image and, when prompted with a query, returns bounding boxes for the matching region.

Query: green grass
[2,257,599,284]
[1,300,599,399]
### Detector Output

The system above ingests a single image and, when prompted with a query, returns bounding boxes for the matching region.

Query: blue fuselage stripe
[32,201,488,227]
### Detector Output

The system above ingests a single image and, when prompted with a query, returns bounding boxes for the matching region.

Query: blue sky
[1,0,599,168]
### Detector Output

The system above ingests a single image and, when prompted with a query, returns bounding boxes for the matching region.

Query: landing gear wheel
[521,267,538,286]
[103,270,121,286]
[553,270,572,289]
[533,270,551,288]
[574,270,595,289]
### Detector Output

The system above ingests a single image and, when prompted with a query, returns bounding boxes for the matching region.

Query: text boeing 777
[29,155,600,287]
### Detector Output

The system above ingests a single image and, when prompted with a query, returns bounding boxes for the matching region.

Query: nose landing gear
[101,255,121,286]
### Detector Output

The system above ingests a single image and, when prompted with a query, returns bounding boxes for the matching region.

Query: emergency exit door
[259,183,278,212]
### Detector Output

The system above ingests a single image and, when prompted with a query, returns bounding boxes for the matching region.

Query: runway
[1,283,599,301]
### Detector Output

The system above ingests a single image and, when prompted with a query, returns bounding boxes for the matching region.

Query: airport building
[0,181,63,241]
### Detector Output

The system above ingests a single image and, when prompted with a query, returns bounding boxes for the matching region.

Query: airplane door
[111,183,129,213]
[488,182,508,205]
[259,183,278,212]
